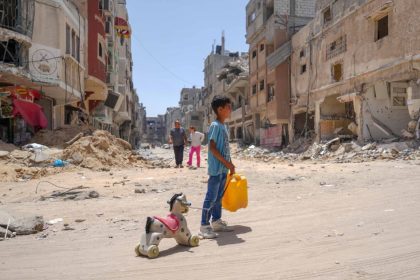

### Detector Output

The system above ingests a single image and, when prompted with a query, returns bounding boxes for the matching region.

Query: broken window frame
[0,0,35,37]
[0,39,28,67]
[326,35,346,60]
[390,84,408,109]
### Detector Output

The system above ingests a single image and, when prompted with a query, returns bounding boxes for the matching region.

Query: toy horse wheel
[189,235,200,247]
[134,243,141,257]
[147,245,159,258]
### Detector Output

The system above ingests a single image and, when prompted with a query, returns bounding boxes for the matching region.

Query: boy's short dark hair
[211,95,231,114]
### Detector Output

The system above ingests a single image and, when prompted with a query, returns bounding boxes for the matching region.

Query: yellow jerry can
[222,173,248,212]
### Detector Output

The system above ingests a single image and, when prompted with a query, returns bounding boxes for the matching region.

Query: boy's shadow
[216,225,252,246]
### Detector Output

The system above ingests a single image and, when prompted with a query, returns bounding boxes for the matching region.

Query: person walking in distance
[169,120,187,168]
[187,126,204,168]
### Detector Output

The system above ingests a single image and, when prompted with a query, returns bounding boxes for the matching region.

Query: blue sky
[126,0,249,117]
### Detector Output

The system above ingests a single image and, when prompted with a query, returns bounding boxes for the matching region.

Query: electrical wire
[130,33,195,86]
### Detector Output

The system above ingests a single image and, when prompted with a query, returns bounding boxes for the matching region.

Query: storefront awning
[12,99,48,128]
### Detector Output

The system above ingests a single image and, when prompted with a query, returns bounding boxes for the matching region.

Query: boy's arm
[209,140,235,174]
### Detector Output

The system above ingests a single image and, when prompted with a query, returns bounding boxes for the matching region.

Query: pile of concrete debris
[0,144,65,182]
[217,55,249,85]
[31,125,94,148]
[136,149,172,168]
[62,130,139,170]
[236,139,420,163]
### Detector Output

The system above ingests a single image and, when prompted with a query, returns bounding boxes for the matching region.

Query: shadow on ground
[216,225,252,246]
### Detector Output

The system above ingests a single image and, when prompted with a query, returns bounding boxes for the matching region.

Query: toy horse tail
[145,217,154,234]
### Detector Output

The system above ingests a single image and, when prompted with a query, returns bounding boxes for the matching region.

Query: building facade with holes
[246,0,316,148]
[290,0,420,142]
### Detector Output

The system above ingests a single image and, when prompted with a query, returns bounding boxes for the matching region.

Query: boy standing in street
[187,126,204,168]
[199,95,235,239]
[169,120,187,168]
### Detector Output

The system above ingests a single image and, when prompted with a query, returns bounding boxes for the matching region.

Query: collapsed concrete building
[290,0,420,142]
[217,53,253,143]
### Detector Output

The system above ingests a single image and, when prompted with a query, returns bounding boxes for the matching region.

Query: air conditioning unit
[104,90,123,111]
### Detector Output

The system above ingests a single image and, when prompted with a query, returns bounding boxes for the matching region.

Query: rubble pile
[0,147,65,182]
[236,139,420,163]
[31,125,94,148]
[62,130,139,169]
[217,56,249,85]
[136,149,172,168]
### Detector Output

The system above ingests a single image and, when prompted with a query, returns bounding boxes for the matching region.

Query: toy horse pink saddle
[153,214,180,233]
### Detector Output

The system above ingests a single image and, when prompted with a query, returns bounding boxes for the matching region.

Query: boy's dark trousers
[173,145,184,165]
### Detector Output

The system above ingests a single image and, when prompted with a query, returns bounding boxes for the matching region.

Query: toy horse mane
[168,193,183,211]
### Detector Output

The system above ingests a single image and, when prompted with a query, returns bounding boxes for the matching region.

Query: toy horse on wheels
[135,193,200,258]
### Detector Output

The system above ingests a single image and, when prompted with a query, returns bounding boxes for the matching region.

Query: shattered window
[0,39,27,67]
[0,0,34,37]
[326,35,346,60]
[391,87,407,107]
[392,96,406,107]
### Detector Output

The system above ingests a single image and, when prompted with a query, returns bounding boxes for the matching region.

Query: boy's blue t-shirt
[207,120,230,176]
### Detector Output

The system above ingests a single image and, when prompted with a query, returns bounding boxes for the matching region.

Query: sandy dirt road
[1,148,420,279]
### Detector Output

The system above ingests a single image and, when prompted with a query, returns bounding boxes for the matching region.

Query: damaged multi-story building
[0,0,145,146]
[290,0,420,142]
[199,34,240,136]
[217,53,253,143]
[179,86,202,132]
[246,0,316,147]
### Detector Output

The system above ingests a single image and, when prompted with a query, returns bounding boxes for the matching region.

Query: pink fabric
[153,214,180,233]
[187,146,201,167]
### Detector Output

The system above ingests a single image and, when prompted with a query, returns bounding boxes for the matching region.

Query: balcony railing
[0,0,35,37]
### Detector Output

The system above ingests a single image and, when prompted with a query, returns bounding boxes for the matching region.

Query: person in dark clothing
[169,120,187,168]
